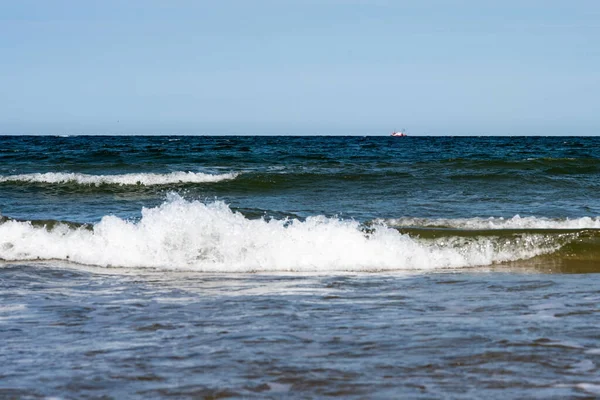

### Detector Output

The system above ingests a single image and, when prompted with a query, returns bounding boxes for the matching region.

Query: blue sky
[1,0,599,135]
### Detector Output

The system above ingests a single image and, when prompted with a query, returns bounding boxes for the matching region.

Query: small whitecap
[0,171,239,186]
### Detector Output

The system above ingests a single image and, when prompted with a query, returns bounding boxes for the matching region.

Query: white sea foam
[384,215,600,230]
[0,196,562,272]
[0,171,238,186]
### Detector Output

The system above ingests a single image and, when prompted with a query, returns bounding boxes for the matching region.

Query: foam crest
[0,171,238,186]
[0,196,563,272]
[384,215,600,230]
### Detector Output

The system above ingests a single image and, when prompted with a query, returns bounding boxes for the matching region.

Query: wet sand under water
[1,261,600,399]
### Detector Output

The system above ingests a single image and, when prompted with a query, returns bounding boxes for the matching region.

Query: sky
[0,0,599,135]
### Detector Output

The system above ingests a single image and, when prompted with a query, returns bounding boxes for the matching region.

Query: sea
[1,135,600,398]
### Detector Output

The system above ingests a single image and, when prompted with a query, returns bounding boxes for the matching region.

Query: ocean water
[1,135,600,398]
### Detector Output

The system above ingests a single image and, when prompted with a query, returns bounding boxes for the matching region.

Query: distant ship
[391,130,407,137]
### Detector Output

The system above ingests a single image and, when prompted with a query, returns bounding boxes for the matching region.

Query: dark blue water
[1,136,599,223]
[1,136,600,398]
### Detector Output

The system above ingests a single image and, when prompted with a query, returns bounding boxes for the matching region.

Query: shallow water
[2,263,600,398]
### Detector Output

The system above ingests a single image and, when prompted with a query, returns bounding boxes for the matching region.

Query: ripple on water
[1,264,600,398]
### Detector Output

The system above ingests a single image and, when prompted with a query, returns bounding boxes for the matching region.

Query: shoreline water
[2,262,600,398]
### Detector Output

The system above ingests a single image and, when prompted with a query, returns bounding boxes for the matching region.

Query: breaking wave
[0,196,572,272]
[0,171,238,186]
[383,215,600,230]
